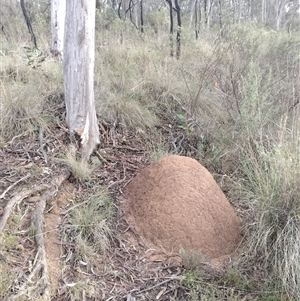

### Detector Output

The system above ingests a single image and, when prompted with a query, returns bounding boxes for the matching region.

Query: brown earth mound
[124,155,241,261]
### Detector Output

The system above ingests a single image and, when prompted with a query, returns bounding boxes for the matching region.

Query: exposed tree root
[0,183,49,235]
[6,169,71,301]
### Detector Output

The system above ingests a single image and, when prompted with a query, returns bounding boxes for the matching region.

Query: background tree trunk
[174,0,181,59]
[64,0,100,160]
[51,0,65,57]
[140,0,144,33]
[20,0,37,47]
[166,0,174,57]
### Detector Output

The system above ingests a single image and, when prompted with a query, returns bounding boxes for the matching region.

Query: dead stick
[130,276,182,294]
[0,184,49,235]
[0,173,30,199]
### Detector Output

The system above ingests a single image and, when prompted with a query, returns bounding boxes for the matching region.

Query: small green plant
[1,234,18,249]
[179,248,203,272]
[176,112,195,132]
[23,46,46,69]
[223,266,252,291]
[65,279,96,301]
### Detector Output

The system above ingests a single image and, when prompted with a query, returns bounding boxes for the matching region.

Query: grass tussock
[69,187,114,257]
[59,151,96,180]
[0,41,63,139]
[0,262,16,299]
[239,130,300,298]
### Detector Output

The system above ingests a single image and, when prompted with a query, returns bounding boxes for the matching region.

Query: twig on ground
[129,276,182,295]
[95,150,110,164]
[39,126,48,164]
[61,199,89,215]
[0,173,31,200]
[107,164,127,188]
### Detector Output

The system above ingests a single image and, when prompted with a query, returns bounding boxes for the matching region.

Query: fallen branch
[0,184,49,235]
[9,169,70,300]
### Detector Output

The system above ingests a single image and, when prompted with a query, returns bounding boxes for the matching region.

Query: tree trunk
[275,0,287,30]
[204,0,212,29]
[20,0,37,47]
[174,0,181,59]
[195,0,200,39]
[166,0,174,57]
[51,0,66,57]
[218,0,223,30]
[261,0,265,24]
[64,0,100,160]
[117,0,122,18]
[140,0,144,33]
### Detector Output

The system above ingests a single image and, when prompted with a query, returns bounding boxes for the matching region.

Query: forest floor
[0,95,220,301]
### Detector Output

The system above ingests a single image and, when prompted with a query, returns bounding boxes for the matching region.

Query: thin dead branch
[0,173,31,200]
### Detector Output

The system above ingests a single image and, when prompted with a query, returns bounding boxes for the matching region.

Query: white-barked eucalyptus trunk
[63,0,100,160]
[51,0,66,56]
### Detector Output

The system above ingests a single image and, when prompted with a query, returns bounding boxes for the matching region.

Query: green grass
[239,133,300,299]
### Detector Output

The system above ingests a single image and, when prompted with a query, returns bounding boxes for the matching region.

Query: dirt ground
[0,108,243,300]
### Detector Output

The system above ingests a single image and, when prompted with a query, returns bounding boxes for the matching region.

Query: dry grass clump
[0,40,63,140]
[59,151,96,181]
[0,262,16,299]
[67,186,114,257]
[240,126,300,299]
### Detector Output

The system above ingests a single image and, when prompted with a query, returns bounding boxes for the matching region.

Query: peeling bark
[63,0,100,160]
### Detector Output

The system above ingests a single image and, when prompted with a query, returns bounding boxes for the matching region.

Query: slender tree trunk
[117,0,122,18]
[166,0,174,57]
[64,0,100,160]
[218,0,223,30]
[174,0,181,59]
[238,0,242,23]
[20,0,37,47]
[140,0,144,33]
[195,0,200,39]
[133,0,139,29]
[275,0,287,30]
[51,0,66,57]
[261,0,265,24]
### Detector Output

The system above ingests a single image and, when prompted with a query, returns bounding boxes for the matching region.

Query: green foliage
[0,40,62,140]
[23,46,47,69]
[223,266,252,291]
[179,248,203,272]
